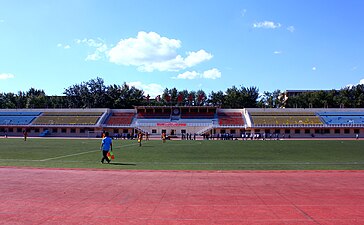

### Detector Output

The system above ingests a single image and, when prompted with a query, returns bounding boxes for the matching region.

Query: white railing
[214,124,246,128]
[196,125,214,135]
[96,111,110,126]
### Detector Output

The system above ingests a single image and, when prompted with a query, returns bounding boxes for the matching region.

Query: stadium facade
[1,107,364,139]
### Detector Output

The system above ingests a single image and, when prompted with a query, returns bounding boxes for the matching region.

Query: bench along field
[1,138,363,170]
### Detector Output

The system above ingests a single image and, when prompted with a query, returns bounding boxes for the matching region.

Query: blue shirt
[101,137,112,151]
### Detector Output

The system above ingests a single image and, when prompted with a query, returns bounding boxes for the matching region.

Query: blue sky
[1,0,364,97]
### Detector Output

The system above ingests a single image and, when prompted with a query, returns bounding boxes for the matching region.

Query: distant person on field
[100,132,112,164]
[162,132,166,143]
[23,130,27,141]
[138,132,143,147]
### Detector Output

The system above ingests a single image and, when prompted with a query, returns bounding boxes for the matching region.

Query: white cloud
[253,22,295,32]
[85,53,101,61]
[273,51,282,54]
[241,9,247,17]
[127,81,164,98]
[57,43,71,49]
[184,50,213,67]
[0,73,15,80]
[253,21,281,29]
[175,68,221,80]
[75,38,108,61]
[287,26,295,32]
[346,78,364,88]
[175,71,200,80]
[86,43,107,61]
[312,67,317,71]
[76,38,105,48]
[202,68,221,79]
[107,31,212,72]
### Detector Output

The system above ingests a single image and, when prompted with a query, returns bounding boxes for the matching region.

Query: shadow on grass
[109,162,137,166]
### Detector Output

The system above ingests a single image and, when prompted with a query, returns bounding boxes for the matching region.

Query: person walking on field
[100,132,112,164]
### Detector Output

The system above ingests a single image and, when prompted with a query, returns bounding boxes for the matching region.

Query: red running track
[1,168,364,225]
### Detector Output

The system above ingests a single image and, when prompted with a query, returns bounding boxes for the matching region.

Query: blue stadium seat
[0,116,37,125]
[318,112,364,125]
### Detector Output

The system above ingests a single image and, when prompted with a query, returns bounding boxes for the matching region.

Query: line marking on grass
[39,143,138,162]
[39,150,99,162]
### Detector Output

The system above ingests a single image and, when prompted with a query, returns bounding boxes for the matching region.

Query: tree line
[1,77,363,109]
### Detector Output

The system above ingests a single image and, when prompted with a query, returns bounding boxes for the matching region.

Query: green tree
[208,90,225,106]
[259,90,282,108]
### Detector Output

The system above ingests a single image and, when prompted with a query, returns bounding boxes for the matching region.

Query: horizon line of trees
[1,77,364,109]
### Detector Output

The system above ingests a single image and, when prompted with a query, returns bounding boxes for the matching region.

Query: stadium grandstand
[0,107,363,139]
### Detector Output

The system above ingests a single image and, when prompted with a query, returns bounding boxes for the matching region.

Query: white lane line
[40,143,138,162]
[39,150,98,162]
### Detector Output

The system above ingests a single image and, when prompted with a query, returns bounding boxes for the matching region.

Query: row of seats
[218,112,244,126]
[32,116,101,125]
[250,111,364,126]
[1,110,364,126]
[250,111,316,116]
[317,112,364,125]
[137,111,216,119]
[181,111,215,119]
[0,112,41,116]
[32,111,104,125]
[0,116,37,125]
[320,116,364,125]
[106,113,135,125]
[42,112,103,116]
[251,116,323,125]
[0,112,41,125]
[137,111,171,119]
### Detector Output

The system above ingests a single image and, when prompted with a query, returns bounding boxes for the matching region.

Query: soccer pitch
[0,138,364,170]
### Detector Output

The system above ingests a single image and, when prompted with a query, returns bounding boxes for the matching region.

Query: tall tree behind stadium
[1,78,363,108]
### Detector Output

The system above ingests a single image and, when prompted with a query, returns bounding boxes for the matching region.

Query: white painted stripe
[39,150,98,161]
[40,143,138,161]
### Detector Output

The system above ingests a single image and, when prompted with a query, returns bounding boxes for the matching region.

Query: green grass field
[0,138,363,170]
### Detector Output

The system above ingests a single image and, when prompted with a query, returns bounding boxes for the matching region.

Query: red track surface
[1,168,364,224]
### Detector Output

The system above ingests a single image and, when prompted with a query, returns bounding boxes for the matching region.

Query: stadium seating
[138,112,170,118]
[137,109,171,119]
[106,112,135,125]
[0,112,41,116]
[250,112,323,126]
[181,111,215,119]
[32,112,103,125]
[0,112,41,125]
[318,112,364,125]
[218,112,245,126]
[42,112,103,116]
